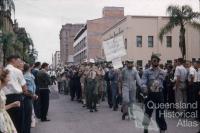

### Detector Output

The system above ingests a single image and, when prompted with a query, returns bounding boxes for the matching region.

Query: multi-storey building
[73,7,125,63]
[60,24,84,65]
[102,15,200,67]
[0,10,14,66]
[52,51,61,70]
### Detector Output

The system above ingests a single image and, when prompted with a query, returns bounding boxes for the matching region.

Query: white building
[102,15,200,67]
[52,51,61,70]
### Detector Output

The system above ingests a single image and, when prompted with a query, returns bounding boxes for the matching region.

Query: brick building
[73,7,125,63]
[59,24,84,65]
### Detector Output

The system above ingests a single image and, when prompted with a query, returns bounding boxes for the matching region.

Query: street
[32,85,199,133]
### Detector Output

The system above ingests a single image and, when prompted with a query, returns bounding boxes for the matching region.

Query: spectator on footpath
[3,55,29,133]
[31,62,41,119]
[23,64,38,133]
[0,68,20,133]
[37,63,51,122]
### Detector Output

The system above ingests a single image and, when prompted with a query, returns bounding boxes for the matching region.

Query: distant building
[52,51,61,69]
[60,24,84,65]
[102,15,200,67]
[73,7,125,63]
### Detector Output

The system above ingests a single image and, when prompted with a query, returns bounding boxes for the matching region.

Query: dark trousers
[23,97,32,133]
[194,82,200,120]
[76,85,81,100]
[34,89,41,118]
[87,79,97,110]
[39,89,50,120]
[143,92,167,131]
[106,82,112,108]
[70,80,76,100]
[58,81,63,93]
[187,83,196,103]
[88,93,97,110]
[6,94,24,133]
[111,82,118,109]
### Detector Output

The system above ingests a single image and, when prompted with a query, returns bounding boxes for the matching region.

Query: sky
[14,0,200,63]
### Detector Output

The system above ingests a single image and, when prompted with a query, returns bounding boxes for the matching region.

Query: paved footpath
[32,85,199,133]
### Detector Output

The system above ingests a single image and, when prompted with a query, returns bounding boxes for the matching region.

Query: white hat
[89,59,95,63]
[83,59,88,63]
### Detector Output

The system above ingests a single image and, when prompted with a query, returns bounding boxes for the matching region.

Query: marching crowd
[56,54,200,133]
[0,54,200,133]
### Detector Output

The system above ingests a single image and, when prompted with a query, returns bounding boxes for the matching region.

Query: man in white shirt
[186,61,198,112]
[4,55,28,133]
[196,61,200,133]
[174,58,188,111]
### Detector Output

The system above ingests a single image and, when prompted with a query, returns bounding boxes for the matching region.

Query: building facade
[102,15,200,67]
[0,10,14,66]
[52,51,61,70]
[60,24,84,65]
[73,7,125,63]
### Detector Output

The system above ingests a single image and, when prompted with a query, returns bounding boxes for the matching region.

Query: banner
[103,36,126,61]
[112,58,123,69]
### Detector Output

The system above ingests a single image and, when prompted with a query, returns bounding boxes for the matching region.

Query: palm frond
[189,21,200,30]
[159,22,175,43]
[167,5,181,16]
[182,5,193,15]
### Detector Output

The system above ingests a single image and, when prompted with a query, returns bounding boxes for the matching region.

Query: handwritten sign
[103,36,127,61]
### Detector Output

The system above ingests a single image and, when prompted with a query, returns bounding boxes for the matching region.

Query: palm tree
[159,5,200,59]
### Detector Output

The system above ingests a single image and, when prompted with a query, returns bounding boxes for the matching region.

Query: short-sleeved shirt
[141,67,165,90]
[197,68,200,82]
[174,65,187,82]
[188,66,198,82]
[3,64,26,95]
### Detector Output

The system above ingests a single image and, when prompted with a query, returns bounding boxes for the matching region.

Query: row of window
[133,36,172,48]
[74,37,86,53]
[74,50,87,62]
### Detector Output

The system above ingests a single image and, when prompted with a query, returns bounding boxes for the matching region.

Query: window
[166,36,172,47]
[124,38,127,49]
[137,60,143,67]
[136,36,142,47]
[192,58,196,62]
[148,36,153,47]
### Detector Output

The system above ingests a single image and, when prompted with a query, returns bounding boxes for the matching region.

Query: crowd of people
[0,54,200,133]
[56,54,200,133]
[0,55,51,133]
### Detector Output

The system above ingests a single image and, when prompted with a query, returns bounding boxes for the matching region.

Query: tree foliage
[159,5,200,59]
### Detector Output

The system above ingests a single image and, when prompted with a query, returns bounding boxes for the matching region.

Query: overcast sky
[14,0,199,63]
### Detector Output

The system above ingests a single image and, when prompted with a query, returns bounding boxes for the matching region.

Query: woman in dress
[0,69,20,133]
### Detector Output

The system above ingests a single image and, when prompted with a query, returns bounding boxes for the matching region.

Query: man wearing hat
[141,54,167,133]
[104,63,113,108]
[121,59,141,120]
[86,59,98,112]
